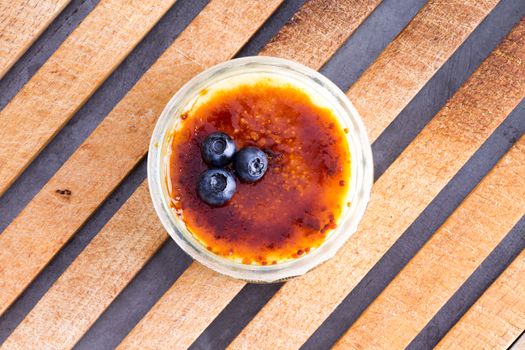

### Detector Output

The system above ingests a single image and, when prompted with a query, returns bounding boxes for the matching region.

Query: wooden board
[437,250,525,349]
[0,0,70,79]
[0,0,375,344]
[0,0,283,317]
[259,0,381,70]
[0,0,178,197]
[334,135,525,349]
[0,182,166,350]
[348,0,500,141]
[1,1,523,348]
[119,263,245,350]
[228,17,525,349]
[119,1,504,347]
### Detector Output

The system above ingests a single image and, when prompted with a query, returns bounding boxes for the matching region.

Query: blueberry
[197,169,236,206]
[234,147,268,183]
[201,132,236,167]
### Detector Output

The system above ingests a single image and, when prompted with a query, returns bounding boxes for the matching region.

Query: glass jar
[148,56,373,283]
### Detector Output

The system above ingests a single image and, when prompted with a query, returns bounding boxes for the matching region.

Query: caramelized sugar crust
[169,79,351,264]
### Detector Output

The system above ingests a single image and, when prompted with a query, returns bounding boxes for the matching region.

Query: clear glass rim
[148,56,373,283]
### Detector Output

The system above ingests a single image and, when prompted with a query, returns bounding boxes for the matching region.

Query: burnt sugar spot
[169,80,351,263]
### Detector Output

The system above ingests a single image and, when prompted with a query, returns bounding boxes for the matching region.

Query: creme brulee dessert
[167,74,351,265]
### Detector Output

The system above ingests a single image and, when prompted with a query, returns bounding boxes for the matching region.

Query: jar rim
[148,56,373,282]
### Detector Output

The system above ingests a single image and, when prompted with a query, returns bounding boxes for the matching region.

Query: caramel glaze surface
[169,78,351,265]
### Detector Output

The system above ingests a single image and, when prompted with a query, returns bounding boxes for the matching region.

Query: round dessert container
[148,56,373,283]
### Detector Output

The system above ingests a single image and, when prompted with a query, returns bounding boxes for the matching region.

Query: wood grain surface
[0,0,367,344]
[0,182,167,350]
[0,0,177,197]
[436,250,525,349]
[334,135,525,349]
[121,1,503,348]
[436,251,525,349]
[1,1,522,349]
[0,0,283,317]
[347,0,499,141]
[259,0,381,70]
[0,0,70,79]
[229,18,525,350]
[119,263,245,349]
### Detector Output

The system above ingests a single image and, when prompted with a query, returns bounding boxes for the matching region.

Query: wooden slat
[0,0,70,79]
[122,1,502,348]
[334,135,525,349]
[0,0,177,197]
[121,263,245,349]
[349,0,501,141]
[0,0,283,317]
[0,182,167,350]
[0,3,372,344]
[229,18,525,350]
[437,250,525,350]
[259,0,380,70]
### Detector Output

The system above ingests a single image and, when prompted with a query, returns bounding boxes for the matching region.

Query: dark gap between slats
[189,0,430,348]
[0,159,146,344]
[408,213,525,350]
[0,0,100,110]
[71,2,309,348]
[319,0,425,91]
[0,0,209,233]
[189,283,284,350]
[236,0,307,58]
[508,330,525,350]
[0,0,208,342]
[74,238,193,350]
[304,97,525,350]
